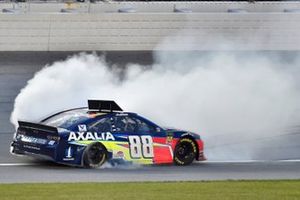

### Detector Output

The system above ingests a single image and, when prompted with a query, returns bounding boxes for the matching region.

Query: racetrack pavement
[0,160,300,183]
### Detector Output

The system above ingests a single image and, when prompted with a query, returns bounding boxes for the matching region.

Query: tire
[83,143,107,168]
[174,138,197,166]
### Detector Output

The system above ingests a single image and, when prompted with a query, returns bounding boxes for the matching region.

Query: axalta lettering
[68,132,115,141]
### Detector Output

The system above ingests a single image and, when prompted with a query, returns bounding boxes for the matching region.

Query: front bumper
[196,139,206,161]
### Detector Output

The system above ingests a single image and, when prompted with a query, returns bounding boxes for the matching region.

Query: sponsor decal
[18,135,47,145]
[116,113,128,116]
[166,136,173,144]
[78,124,87,132]
[23,145,40,150]
[66,146,73,158]
[47,135,60,141]
[48,140,56,145]
[68,132,115,141]
[63,158,75,161]
[166,132,173,144]
[180,138,197,153]
[63,146,75,161]
[113,151,125,159]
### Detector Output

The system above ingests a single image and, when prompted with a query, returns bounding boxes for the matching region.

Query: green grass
[1,180,300,200]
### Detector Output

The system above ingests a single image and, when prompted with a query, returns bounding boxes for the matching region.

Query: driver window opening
[88,117,112,132]
[113,116,155,133]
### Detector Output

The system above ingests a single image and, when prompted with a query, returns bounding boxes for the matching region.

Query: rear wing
[18,121,58,136]
[88,100,123,112]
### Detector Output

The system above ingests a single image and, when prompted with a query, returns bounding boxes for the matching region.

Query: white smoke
[10,51,300,161]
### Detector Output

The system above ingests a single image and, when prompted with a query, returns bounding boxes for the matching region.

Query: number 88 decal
[128,135,154,159]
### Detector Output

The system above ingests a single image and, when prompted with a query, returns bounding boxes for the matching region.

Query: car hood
[163,127,200,136]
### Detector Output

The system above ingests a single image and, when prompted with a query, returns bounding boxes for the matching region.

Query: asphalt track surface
[1,160,300,183]
[1,52,300,183]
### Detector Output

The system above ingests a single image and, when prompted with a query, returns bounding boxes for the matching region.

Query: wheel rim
[87,144,106,166]
[175,141,195,162]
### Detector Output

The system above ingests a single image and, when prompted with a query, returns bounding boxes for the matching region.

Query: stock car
[10,100,206,168]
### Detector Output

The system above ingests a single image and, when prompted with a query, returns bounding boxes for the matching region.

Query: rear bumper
[11,140,86,167]
[10,140,57,161]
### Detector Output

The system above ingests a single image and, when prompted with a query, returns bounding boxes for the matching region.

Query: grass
[0,180,300,200]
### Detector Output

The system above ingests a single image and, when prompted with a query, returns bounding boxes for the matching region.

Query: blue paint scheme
[11,108,200,167]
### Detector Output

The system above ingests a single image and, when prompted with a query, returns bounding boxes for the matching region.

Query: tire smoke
[10,51,300,160]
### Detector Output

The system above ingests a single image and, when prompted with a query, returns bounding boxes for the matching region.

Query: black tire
[83,143,107,168]
[174,138,197,166]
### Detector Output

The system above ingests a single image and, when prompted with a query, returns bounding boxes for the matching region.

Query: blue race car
[11,100,205,168]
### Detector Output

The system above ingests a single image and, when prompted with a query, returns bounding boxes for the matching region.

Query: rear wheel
[83,143,107,168]
[174,138,197,166]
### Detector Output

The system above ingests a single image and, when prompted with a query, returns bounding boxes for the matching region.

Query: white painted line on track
[1,160,300,167]
[0,163,39,166]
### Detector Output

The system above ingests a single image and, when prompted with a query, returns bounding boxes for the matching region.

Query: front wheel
[174,138,197,166]
[83,143,107,168]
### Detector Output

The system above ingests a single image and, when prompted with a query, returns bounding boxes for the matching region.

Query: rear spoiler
[18,121,58,135]
[88,100,123,113]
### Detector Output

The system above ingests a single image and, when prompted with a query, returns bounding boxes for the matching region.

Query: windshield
[42,109,89,129]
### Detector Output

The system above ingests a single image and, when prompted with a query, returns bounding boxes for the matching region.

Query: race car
[10,100,206,168]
